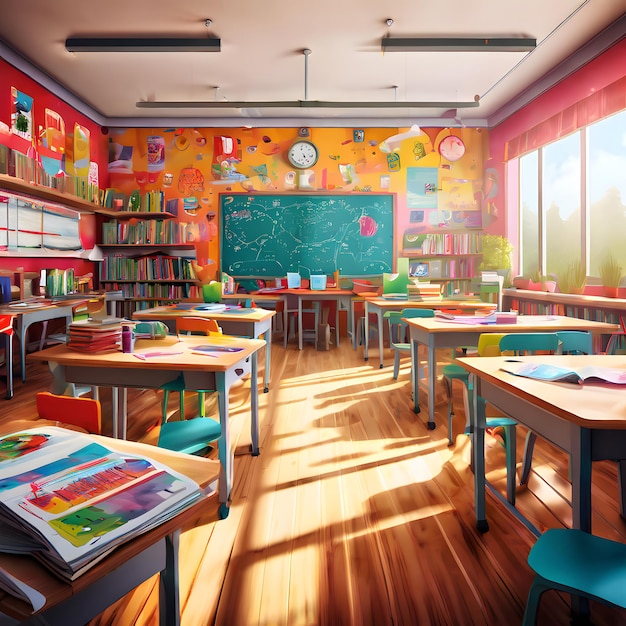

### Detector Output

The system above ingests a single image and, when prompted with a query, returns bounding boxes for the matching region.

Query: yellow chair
[160,317,222,421]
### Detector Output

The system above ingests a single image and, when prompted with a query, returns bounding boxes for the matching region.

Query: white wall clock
[287,140,319,169]
[438,135,466,162]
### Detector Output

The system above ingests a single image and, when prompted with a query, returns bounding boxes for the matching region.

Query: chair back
[385,308,435,344]
[477,333,506,356]
[499,332,561,355]
[36,392,102,434]
[555,330,593,355]
[176,316,222,336]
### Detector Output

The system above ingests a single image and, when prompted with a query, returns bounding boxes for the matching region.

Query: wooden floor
[3,334,626,625]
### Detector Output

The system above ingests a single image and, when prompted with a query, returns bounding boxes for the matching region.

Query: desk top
[133,303,275,323]
[364,297,497,312]
[28,335,266,373]
[456,354,626,430]
[405,314,619,335]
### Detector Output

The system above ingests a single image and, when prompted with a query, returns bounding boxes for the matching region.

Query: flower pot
[543,281,557,293]
[513,277,531,290]
[603,286,619,298]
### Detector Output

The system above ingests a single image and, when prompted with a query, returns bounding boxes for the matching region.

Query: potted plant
[599,254,622,298]
[479,235,513,285]
[557,259,586,295]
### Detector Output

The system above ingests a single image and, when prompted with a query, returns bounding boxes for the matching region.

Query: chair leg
[393,349,400,380]
[520,431,537,485]
[162,389,170,423]
[521,577,550,626]
[504,424,517,505]
[442,376,454,446]
[197,391,206,417]
[178,391,185,420]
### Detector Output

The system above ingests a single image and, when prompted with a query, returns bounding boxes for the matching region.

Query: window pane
[520,151,538,276]
[588,110,626,276]
[543,133,581,277]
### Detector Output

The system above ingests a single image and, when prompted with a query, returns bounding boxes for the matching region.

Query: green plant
[558,259,587,293]
[479,235,513,271]
[600,254,623,287]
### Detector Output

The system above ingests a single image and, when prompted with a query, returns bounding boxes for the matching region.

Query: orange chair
[36,391,102,434]
[160,317,222,421]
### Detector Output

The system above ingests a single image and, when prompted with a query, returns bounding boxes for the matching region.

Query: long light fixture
[65,37,221,52]
[136,99,480,109]
[381,37,536,52]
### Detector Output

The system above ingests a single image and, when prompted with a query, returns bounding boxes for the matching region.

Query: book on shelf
[0,427,204,608]
[501,362,626,385]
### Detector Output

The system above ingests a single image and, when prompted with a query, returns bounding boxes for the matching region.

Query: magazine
[0,427,204,606]
[501,362,626,385]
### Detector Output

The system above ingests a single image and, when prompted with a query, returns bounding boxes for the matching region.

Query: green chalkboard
[220,193,394,277]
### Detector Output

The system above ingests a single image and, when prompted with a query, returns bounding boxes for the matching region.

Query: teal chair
[522,528,626,625]
[383,308,435,380]
[519,330,593,485]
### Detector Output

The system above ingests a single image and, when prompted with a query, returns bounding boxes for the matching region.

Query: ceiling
[0,1,623,128]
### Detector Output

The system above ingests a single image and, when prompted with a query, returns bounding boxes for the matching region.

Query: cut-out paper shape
[379,125,422,153]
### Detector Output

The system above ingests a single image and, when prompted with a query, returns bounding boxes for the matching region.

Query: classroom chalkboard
[220,193,394,277]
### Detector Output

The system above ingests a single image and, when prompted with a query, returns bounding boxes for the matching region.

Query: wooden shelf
[0,173,112,215]
[102,211,177,220]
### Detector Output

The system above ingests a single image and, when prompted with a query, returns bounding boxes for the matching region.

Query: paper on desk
[0,562,46,611]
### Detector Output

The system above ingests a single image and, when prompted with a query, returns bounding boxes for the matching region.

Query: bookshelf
[98,207,200,317]
[405,233,483,297]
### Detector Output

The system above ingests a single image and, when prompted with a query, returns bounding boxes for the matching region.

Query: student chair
[519,330,593,485]
[522,528,626,626]
[283,293,320,348]
[384,308,435,380]
[160,317,222,421]
[36,391,102,434]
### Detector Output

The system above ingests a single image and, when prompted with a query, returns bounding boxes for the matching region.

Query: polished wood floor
[3,333,626,625]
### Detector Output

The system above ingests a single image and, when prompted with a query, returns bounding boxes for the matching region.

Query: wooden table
[362,297,497,368]
[406,314,619,429]
[0,299,74,383]
[0,429,219,626]
[457,354,626,622]
[28,335,265,518]
[133,303,274,392]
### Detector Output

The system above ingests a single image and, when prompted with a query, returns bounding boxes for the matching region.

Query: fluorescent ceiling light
[65,37,221,52]
[136,99,480,109]
[381,37,536,52]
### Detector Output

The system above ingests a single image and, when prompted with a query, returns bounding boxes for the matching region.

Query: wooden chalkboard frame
[219,192,396,278]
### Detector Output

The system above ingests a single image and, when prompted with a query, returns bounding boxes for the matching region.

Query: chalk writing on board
[220,194,394,277]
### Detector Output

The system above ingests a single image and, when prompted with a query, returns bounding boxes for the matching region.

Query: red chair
[36,391,102,434]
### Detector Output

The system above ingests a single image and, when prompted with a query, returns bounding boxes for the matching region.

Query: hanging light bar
[66,37,221,53]
[381,37,536,52]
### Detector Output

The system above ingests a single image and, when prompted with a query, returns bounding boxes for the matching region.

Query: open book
[501,362,626,385]
[0,427,204,609]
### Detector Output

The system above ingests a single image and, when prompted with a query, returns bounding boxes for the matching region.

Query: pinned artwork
[11,88,33,141]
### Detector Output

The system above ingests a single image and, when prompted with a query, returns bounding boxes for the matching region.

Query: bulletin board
[220,193,395,277]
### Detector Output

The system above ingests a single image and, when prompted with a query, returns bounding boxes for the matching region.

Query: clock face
[438,135,466,162]
[287,140,319,168]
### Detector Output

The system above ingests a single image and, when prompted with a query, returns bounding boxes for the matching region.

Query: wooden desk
[0,299,74,384]
[0,430,219,626]
[28,335,265,518]
[363,297,497,368]
[133,303,274,392]
[406,315,619,429]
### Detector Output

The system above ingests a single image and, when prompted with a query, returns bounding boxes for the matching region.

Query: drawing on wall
[406,167,438,209]
[0,195,82,252]
[11,88,33,141]
[43,109,65,154]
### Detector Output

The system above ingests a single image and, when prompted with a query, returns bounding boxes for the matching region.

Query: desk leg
[110,387,128,440]
[426,339,436,429]
[298,298,303,350]
[618,460,626,519]
[472,376,489,532]
[4,331,12,399]
[411,338,420,414]
[250,352,260,456]
[216,373,231,518]
[18,318,27,383]
[364,302,369,361]
[377,311,384,369]
[159,531,181,626]
[335,302,340,347]
[263,326,271,393]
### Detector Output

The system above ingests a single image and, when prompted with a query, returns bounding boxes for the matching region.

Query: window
[518,109,626,281]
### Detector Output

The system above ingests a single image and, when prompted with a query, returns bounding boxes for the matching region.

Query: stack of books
[0,427,204,608]
[407,282,442,301]
[67,318,124,353]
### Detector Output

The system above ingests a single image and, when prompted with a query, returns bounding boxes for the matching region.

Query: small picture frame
[410,262,429,278]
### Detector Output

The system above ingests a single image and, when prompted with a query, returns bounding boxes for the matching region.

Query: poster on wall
[406,167,438,209]
[10,88,33,142]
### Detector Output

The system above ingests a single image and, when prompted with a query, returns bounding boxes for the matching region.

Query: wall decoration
[406,167,438,209]
[10,88,33,141]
